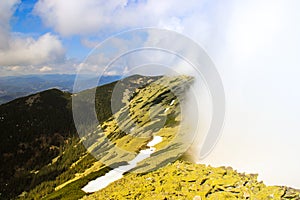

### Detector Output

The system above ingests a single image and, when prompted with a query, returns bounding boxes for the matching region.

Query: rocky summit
[82,160,300,200]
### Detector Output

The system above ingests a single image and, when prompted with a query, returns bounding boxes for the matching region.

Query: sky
[1,0,300,188]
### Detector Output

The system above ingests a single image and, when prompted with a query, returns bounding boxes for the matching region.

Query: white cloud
[34,0,126,36]
[0,33,65,66]
[0,0,20,49]
[39,66,53,72]
[34,0,208,36]
[0,59,81,76]
[9,66,21,71]
[199,0,300,189]
[0,0,65,68]
[81,38,99,48]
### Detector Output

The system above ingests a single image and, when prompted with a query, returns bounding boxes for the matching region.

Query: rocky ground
[82,160,300,200]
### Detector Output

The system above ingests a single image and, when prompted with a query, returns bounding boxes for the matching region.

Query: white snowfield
[82,136,163,193]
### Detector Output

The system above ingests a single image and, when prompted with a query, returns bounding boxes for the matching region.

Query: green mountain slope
[20,75,193,200]
[0,75,160,199]
[81,75,194,172]
[1,74,299,200]
[0,89,74,199]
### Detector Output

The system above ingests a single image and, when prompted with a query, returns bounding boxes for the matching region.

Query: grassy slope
[82,75,194,173]
[13,75,162,199]
[20,75,193,199]
[0,75,160,199]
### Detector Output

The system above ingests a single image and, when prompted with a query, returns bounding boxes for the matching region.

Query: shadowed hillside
[0,75,160,199]
[0,89,74,199]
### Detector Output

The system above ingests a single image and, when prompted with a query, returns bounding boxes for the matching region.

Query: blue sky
[1,0,216,75]
[11,0,90,60]
[2,0,300,188]
[12,0,42,34]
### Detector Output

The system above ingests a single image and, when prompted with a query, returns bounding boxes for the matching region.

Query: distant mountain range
[0,74,121,105]
[0,75,299,200]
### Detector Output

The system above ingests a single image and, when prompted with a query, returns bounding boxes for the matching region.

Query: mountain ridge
[0,75,299,200]
[0,74,162,199]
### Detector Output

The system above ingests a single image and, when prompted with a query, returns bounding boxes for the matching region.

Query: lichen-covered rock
[81,160,300,200]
